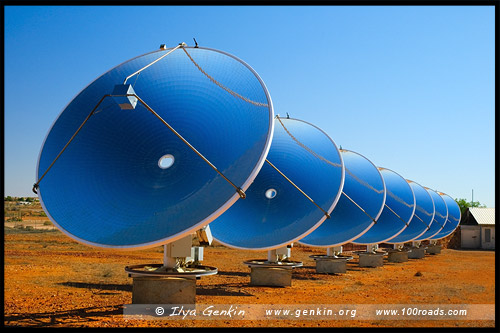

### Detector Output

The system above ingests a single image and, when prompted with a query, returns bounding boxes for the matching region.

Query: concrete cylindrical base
[358,253,384,267]
[250,267,292,287]
[387,250,408,263]
[132,276,196,304]
[315,258,347,274]
[426,244,442,255]
[408,247,426,259]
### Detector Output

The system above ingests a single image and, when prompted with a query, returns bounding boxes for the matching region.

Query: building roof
[469,207,495,225]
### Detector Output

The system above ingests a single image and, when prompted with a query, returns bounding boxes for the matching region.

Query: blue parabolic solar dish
[209,117,344,250]
[386,180,435,244]
[299,150,386,247]
[414,188,448,241]
[36,46,274,249]
[429,192,461,240]
[352,167,415,245]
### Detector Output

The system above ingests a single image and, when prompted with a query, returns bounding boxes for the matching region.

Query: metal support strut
[34,41,273,197]
[384,203,410,227]
[265,159,330,219]
[275,114,383,224]
[123,43,185,85]
[341,191,378,224]
[32,94,110,194]
[33,93,246,199]
[412,212,431,230]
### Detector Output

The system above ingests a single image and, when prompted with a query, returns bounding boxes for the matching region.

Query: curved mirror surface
[353,167,415,244]
[299,150,385,247]
[387,180,435,243]
[414,188,448,241]
[429,193,461,240]
[37,47,274,248]
[210,117,344,250]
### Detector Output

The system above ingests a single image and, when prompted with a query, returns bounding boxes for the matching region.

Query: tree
[455,198,486,216]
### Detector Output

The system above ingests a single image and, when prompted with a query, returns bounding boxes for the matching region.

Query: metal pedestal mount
[354,244,387,268]
[387,243,409,263]
[425,240,442,255]
[407,241,426,259]
[309,246,353,274]
[125,226,217,304]
[243,244,302,287]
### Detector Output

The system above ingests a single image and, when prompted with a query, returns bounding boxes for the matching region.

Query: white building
[460,207,495,250]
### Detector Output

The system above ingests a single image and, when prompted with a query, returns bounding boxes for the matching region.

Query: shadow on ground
[4,305,123,328]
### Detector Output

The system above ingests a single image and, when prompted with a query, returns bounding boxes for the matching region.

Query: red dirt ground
[3,231,495,328]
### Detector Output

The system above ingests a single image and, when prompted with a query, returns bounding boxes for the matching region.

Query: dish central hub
[158,154,175,169]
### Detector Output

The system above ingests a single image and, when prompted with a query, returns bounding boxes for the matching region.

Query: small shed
[460,207,495,250]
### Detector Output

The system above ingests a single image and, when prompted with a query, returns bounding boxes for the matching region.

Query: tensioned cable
[121,41,268,109]
[33,93,246,199]
[435,211,447,219]
[34,43,266,198]
[265,159,331,219]
[416,205,433,217]
[275,115,341,168]
[433,209,447,227]
[425,188,447,223]
[124,43,269,108]
[425,194,446,228]
[344,167,384,194]
[276,115,383,224]
[132,71,141,88]
[181,46,269,108]
[387,190,414,208]
[378,168,414,209]
[276,115,383,194]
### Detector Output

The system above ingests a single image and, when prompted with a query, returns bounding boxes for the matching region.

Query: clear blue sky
[4,5,495,207]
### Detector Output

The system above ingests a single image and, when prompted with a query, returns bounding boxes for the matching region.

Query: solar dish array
[35,45,461,251]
